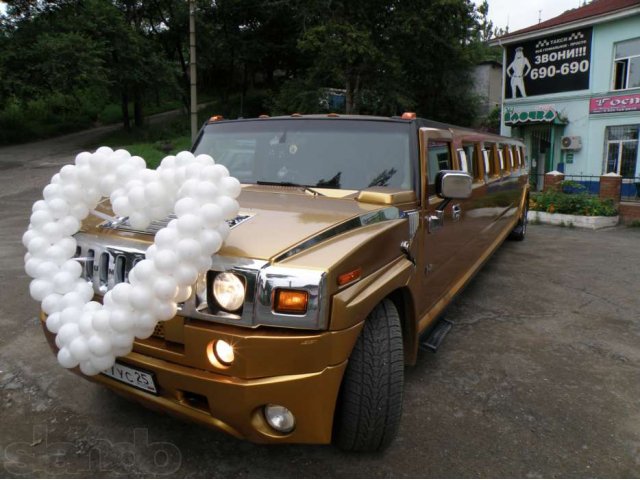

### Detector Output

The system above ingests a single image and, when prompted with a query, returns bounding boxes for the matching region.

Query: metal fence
[529,173,640,203]
[621,177,640,202]
[529,173,601,195]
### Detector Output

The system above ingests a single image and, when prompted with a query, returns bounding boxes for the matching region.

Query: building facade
[492,0,640,199]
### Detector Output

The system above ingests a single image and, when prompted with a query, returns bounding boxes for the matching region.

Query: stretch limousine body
[41,113,529,451]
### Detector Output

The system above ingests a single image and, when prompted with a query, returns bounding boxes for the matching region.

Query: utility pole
[189,0,197,143]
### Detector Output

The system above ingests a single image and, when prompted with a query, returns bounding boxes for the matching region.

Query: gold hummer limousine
[42,113,528,452]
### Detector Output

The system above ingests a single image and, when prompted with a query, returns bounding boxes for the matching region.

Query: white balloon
[175,285,192,303]
[219,176,241,198]
[129,285,153,311]
[176,214,202,235]
[61,259,82,277]
[78,312,94,335]
[176,238,201,261]
[153,277,178,301]
[90,353,115,371]
[58,347,79,369]
[153,249,179,273]
[129,212,150,230]
[153,301,177,321]
[217,196,240,219]
[75,151,92,166]
[79,361,100,376]
[60,307,83,326]
[57,322,80,347]
[88,334,112,356]
[92,310,111,332]
[174,197,199,217]
[30,210,53,228]
[173,265,198,286]
[30,279,54,301]
[109,308,134,333]
[42,293,63,315]
[200,229,222,253]
[69,337,91,362]
[154,228,179,249]
[46,313,62,333]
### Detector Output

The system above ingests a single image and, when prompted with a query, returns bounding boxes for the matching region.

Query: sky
[474,0,587,33]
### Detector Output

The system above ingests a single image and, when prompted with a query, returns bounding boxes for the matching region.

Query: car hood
[87,186,403,263]
[220,188,396,261]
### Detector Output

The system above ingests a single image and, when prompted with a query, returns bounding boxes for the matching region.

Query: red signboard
[590,93,640,114]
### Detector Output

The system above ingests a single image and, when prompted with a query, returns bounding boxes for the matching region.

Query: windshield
[192,119,415,191]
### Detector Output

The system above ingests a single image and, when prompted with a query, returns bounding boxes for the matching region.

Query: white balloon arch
[23,147,240,375]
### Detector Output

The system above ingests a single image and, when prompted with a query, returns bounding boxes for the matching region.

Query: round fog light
[214,339,235,365]
[264,404,295,433]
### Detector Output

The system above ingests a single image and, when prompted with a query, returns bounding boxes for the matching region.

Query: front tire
[509,193,529,241]
[334,299,404,452]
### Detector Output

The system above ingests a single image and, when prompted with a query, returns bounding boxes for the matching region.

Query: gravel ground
[1,130,640,477]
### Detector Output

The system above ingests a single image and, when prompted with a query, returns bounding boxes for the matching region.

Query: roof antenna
[538,9,542,23]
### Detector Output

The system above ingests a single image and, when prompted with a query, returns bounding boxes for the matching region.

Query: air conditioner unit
[561,136,582,150]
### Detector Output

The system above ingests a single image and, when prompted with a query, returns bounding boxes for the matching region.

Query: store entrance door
[529,125,552,191]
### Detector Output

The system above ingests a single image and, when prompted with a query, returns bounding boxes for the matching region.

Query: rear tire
[334,299,404,452]
[509,193,529,241]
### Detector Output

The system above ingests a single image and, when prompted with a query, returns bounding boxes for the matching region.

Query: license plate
[102,362,158,394]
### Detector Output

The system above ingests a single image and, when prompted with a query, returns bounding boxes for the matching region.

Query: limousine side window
[484,143,500,177]
[456,148,469,173]
[497,145,506,173]
[427,140,452,195]
[516,146,524,168]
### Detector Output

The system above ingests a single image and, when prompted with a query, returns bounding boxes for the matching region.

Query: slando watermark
[3,425,182,476]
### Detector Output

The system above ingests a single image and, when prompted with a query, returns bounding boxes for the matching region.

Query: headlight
[212,272,245,311]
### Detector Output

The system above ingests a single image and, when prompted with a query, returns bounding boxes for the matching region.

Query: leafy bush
[530,187,618,217]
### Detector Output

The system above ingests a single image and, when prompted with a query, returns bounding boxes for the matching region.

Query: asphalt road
[1,131,640,477]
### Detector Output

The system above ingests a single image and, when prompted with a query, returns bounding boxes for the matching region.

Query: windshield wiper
[256,180,325,196]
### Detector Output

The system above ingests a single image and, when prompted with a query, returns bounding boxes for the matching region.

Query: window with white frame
[604,125,639,178]
[613,37,640,91]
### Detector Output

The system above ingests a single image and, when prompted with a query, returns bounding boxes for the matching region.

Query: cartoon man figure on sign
[506,47,531,98]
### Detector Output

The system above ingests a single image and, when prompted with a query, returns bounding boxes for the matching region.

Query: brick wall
[619,202,640,224]
[599,174,621,202]
[543,172,564,192]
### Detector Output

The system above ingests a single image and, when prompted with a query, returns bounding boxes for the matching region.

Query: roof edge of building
[489,3,640,46]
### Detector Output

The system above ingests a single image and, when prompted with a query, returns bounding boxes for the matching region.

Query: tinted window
[427,140,452,194]
[193,119,414,191]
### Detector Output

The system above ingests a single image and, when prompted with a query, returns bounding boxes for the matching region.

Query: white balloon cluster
[23,147,240,375]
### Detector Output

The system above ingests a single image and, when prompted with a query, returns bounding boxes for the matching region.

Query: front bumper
[41,317,362,444]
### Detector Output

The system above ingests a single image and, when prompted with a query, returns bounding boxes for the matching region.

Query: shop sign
[590,93,640,114]
[504,106,558,125]
[505,28,592,99]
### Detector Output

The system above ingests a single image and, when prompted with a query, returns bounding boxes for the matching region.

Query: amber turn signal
[337,267,362,286]
[274,289,308,314]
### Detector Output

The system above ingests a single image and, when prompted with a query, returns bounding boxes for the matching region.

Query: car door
[415,127,476,325]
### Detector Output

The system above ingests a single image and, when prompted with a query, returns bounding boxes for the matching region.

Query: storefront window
[604,125,639,178]
[613,37,640,90]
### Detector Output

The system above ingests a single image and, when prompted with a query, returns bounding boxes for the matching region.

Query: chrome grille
[73,233,146,295]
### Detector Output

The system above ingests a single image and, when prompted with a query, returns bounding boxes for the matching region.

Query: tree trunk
[133,87,144,127]
[121,91,130,131]
[345,77,354,114]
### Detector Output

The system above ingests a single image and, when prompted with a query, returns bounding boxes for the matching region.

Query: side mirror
[435,170,472,199]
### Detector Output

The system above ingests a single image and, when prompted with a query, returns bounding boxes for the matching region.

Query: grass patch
[121,137,191,169]
[627,220,640,228]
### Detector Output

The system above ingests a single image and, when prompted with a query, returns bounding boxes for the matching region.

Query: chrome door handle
[427,210,444,233]
[452,204,462,221]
